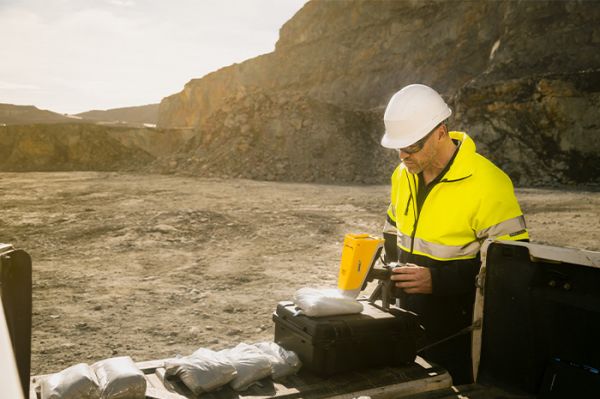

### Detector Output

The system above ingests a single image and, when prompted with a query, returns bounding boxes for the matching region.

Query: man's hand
[391,264,432,294]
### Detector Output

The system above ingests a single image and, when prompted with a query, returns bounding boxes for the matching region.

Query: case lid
[473,240,600,395]
[274,300,421,344]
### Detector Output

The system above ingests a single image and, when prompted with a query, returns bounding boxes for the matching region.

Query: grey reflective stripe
[398,234,412,249]
[398,234,480,259]
[383,219,397,235]
[476,215,527,240]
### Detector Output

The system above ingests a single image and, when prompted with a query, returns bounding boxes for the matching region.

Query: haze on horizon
[0,0,307,115]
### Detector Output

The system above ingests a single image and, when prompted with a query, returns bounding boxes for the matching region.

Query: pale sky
[0,0,307,114]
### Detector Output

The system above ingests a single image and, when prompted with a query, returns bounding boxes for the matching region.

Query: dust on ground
[0,172,598,375]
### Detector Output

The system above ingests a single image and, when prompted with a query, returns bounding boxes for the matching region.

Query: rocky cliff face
[160,92,389,182]
[158,0,600,185]
[451,1,600,185]
[0,124,191,172]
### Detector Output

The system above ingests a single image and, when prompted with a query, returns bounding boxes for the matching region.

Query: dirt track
[0,172,598,375]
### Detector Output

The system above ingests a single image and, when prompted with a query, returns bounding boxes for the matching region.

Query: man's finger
[392,266,418,274]
[390,273,416,281]
[396,281,419,289]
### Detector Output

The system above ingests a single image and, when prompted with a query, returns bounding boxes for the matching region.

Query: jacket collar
[398,131,476,182]
[442,131,475,182]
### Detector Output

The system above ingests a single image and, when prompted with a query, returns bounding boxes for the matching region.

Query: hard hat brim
[381,129,423,149]
[381,108,452,149]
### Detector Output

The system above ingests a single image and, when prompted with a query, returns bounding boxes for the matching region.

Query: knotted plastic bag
[220,343,272,391]
[40,363,101,399]
[164,348,237,395]
[253,341,302,380]
[293,287,364,317]
[92,356,146,399]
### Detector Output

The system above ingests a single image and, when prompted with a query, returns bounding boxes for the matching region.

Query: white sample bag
[253,341,302,380]
[293,287,364,317]
[164,348,237,395]
[220,343,272,391]
[40,363,101,399]
[92,356,146,399]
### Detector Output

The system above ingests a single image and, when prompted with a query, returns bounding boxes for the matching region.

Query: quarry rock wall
[157,0,600,185]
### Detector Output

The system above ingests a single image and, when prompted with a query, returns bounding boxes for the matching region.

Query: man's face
[396,126,441,174]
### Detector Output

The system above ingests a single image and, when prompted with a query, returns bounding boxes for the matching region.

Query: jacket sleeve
[430,170,527,296]
[383,216,398,263]
[473,170,529,242]
[383,166,402,263]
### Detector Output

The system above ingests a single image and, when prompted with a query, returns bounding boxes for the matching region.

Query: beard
[402,159,423,174]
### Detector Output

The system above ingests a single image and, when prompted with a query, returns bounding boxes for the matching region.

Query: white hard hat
[381,84,452,149]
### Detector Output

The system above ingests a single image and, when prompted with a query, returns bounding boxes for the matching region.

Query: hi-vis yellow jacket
[384,131,528,264]
[383,131,528,377]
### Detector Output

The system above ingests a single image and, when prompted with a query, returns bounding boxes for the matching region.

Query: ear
[439,123,448,138]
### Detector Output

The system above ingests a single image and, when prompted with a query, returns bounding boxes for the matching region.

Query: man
[380,84,528,385]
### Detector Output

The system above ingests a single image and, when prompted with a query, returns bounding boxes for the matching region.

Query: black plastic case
[273,299,422,376]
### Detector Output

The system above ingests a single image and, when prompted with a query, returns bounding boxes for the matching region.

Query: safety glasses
[396,123,441,154]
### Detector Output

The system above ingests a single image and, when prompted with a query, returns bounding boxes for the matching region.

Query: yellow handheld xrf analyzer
[337,234,384,298]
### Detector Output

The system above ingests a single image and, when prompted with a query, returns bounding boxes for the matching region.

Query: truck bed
[407,384,535,399]
[29,356,451,399]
